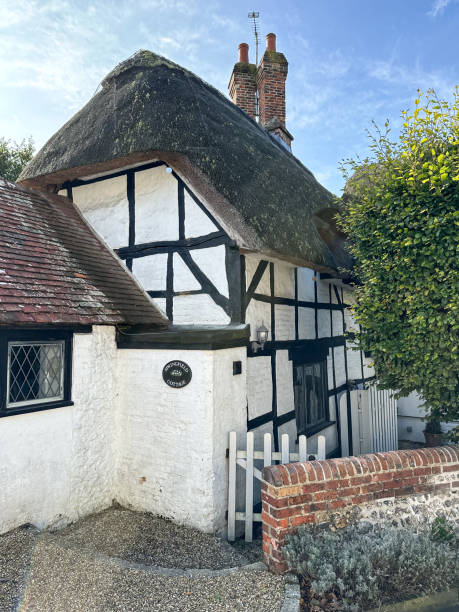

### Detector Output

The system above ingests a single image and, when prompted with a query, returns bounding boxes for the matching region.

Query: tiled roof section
[0,180,168,327]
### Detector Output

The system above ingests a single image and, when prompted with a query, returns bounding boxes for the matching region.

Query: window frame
[290,344,333,437]
[0,329,73,418]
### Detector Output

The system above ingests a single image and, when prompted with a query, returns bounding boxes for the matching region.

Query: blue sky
[1,0,458,194]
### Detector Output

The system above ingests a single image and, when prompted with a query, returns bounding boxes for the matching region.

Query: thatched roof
[19,50,349,273]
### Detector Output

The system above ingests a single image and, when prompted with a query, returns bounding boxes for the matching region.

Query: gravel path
[21,538,285,612]
[0,525,38,611]
[0,507,285,612]
[57,506,248,569]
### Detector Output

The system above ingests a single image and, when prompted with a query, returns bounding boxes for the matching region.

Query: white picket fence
[340,388,398,456]
[227,431,326,542]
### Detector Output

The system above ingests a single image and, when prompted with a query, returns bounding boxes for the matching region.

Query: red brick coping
[261,446,459,573]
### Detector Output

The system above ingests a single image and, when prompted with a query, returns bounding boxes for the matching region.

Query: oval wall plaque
[162,360,192,388]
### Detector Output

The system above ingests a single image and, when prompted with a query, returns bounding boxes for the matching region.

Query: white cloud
[0,0,232,113]
[428,0,453,17]
[288,85,333,129]
[367,58,456,99]
[0,1,128,109]
[286,45,353,131]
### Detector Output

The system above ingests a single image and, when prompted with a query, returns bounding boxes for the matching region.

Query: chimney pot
[229,44,257,118]
[266,33,276,52]
[238,43,249,63]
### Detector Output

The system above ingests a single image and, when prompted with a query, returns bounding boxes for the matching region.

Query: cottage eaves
[18,50,350,273]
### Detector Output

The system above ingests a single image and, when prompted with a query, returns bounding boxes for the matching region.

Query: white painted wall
[247,356,272,421]
[173,294,230,325]
[184,190,217,237]
[70,162,229,326]
[135,166,178,243]
[0,326,118,534]
[72,176,128,248]
[173,254,201,291]
[398,392,458,443]
[115,346,246,534]
[172,245,230,325]
[132,253,168,291]
[211,348,247,532]
[0,326,247,536]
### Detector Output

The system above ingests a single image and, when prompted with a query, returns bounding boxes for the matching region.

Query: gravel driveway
[0,507,285,612]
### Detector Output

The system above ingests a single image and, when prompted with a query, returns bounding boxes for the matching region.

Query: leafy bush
[430,515,456,545]
[0,137,34,182]
[283,522,457,611]
[338,89,458,427]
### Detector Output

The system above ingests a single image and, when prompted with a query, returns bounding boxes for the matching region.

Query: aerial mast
[248,11,260,66]
[248,11,260,120]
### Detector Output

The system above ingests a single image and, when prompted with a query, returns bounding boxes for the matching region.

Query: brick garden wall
[261,446,459,573]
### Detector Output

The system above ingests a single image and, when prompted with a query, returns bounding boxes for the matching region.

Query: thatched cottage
[1,35,390,536]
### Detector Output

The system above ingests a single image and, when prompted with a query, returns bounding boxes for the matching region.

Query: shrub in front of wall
[338,89,459,428]
[430,515,457,546]
[283,522,457,612]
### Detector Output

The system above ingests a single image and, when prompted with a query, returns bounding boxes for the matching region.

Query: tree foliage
[0,137,34,182]
[339,90,458,427]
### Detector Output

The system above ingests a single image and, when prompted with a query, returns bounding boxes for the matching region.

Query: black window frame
[290,344,333,437]
[0,329,74,418]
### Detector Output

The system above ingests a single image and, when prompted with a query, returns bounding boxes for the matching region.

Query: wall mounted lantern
[251,322,269,353]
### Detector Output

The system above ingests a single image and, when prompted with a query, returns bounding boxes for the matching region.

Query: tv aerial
[248,11,260,65]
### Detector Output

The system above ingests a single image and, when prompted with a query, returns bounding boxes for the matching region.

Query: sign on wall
[162,361,192,388]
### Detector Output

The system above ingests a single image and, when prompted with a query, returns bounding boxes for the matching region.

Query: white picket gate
[340,387,398,456]
[227,431,326,542]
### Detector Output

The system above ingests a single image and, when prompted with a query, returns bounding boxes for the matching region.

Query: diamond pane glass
[8,342,64,407]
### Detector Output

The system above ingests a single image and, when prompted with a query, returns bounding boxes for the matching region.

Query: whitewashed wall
[0,326,118,535]
[69,164,230,325]
[71,176,129,248]
[115,346,246,534]
[0,325,247,536]
[398,392,458,443]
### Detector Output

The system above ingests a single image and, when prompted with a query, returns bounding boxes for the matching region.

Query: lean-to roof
[0,180,168,327]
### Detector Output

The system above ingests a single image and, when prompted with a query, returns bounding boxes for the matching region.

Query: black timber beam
[116,323,250,350]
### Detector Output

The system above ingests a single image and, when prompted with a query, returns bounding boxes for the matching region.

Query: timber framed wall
[62,160,376,457]
[242,254,375,456]
[62,161,242,326]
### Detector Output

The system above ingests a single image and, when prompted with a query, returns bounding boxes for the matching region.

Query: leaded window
[0,331,73,417]
[7,341,65,408]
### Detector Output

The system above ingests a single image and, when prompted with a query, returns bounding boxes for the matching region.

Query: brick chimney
[256,33,293,148]
[228,43,257,119]
[228,34,293,148]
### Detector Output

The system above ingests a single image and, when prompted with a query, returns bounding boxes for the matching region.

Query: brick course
[261,446,459,573]
[256,52,288,127]
[228,64,257,119]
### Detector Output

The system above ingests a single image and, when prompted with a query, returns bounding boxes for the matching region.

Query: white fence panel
[228,431,326,542]
[340,386,398,456]
[369,385,398,452]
